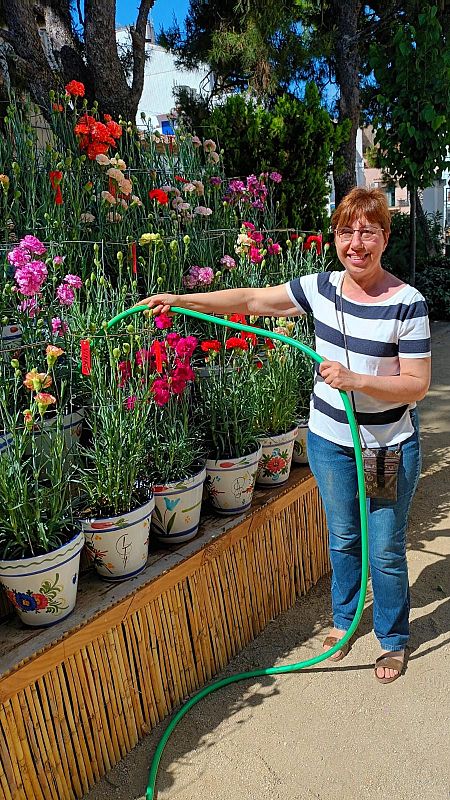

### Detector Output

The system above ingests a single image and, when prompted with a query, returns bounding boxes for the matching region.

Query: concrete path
[85,322,449,800]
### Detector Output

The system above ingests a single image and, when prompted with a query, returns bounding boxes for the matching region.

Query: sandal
[374,652,405,684]
[322,635,350,661]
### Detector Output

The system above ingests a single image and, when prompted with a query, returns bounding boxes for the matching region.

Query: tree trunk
[409,187,417,286]
[330,0,363,206]
[415,190,437,259]
[84,0,155,122]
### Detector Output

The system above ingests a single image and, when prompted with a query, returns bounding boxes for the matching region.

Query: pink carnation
[249,246,263,264]
[250,231,264,244]
[269,171,282,183]
[154,312,173,330]
[7,247,31,269]
[165,332,181,349]
[51,317,69,335]
[220,255,236,269]
[19,235,47,255]
[124,395,137,411]
[242,221,255,231]
[152,377,170,406]
[135,348,151,367]
[267,242,281,255]
[175,336,198,359]
[18,297,39,317]
[53,256,65,265]
[64,273,83,288]
[56,283,75,306]
[15,260,48,296]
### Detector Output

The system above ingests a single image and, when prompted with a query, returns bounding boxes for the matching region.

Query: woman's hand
[135,293,180,316]
[319,360,362,392]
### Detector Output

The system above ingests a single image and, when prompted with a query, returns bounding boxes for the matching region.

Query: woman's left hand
[319,360,362,392]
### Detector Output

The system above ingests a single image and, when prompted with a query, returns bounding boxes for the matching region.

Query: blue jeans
[307,409,421,651]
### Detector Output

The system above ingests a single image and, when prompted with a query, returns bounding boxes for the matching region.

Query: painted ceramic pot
[292,419,309,465]
[0,529,84,627]
[81,494,155,581]
[205,445,262,515]
[1,324,21,362]
[152,465,207,545]
[256,426,299,486]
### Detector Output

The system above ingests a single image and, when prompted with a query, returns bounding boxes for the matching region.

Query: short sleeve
[285,273,319,315]
[398,294,431,358]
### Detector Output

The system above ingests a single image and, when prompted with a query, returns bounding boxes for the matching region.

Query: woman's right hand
[136,293,180,316]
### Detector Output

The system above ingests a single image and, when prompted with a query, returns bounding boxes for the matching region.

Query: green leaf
[166,513,176,535]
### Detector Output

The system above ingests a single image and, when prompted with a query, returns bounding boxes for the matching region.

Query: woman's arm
[138,284,300,318]
[319,357,431,404]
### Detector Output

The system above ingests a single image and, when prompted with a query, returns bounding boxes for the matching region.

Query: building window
[385,185,395,207]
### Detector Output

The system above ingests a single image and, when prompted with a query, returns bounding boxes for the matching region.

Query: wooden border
[0,473,328,800]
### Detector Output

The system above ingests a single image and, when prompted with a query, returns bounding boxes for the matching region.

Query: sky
[115,1,190,34]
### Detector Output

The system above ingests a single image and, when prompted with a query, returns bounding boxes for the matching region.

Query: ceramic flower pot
[256,426,299,486]
[81,494,155,581]
[1,324,21,363]
[26,409,84,466]
[152,465,207,544]
[0,529,84,627]
[292,419,309,465]
[205,445,262,515]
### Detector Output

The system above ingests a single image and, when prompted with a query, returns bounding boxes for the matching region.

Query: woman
[139,187,431,684]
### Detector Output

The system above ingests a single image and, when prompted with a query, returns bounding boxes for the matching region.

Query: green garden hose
[106,305,369,800]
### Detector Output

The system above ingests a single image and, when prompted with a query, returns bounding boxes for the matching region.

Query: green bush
[416,266,450,320]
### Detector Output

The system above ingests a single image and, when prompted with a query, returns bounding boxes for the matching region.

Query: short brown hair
[331,187,391,235]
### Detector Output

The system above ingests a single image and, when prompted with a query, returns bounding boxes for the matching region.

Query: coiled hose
[106,306,369,800]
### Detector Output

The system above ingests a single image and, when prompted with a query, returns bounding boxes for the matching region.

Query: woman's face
[334,215,389,277]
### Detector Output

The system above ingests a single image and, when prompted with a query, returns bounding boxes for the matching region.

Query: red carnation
[49,170,63,205]
[225,337,249,351]
[303,234,322,255]
[65,80,85,97]
[201,340,221,352]
[149,188,169,205]
[106,119,122,139]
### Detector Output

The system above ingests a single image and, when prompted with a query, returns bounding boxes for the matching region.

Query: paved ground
[85,321,449,800]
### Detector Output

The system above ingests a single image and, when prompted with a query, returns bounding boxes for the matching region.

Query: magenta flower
[124,395,137,411]
[210,176,222,186]
[118,360,132,387]
[242,221,255,231]
[249,246,263,264]
[51,317,69,335]
[175,336,198,359]
[165,332,181,349]
[19,235,47,255]
[154,312,173,330]
[152,377,170,406]
[220,255,236,269]
[17,297,39,317]
[135,348,151,366]
[250,231,264,244]
[64,273,83,289]
[7,247,30,269]
[53,255,65,265]
[197,267,214,285]
[269,171,282,183]
[15,260,48,296]
[267,242,281,255]
[56,283,75,306]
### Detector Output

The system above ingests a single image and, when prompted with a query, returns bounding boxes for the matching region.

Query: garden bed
[0,465,328,800]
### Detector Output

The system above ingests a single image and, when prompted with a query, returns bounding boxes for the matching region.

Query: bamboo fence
[0,472,329,800]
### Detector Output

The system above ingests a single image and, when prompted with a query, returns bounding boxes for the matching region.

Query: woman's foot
[322,628,350,661]
[374,650,405,683]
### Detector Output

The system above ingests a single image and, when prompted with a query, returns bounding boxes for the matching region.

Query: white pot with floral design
[81,494,154,581]
[0,529,84,627]
[292,418,309,465]
[256,426,299,486]
[1,324,21,363]
[205,445,262,515]
[152,465,206,544]
[27,409,84,463]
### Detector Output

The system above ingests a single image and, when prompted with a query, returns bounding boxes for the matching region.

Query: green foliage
[416,266,450,320]
[383,211,444,281]
[368,5,450,192]
[199,86,341,230]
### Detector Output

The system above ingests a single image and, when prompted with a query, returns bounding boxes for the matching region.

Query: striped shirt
[285,271,431,448]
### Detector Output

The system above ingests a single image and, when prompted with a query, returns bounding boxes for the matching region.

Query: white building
[116,21,213,132]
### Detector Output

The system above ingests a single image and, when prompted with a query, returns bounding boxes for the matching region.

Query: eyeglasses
[335,227,384,243]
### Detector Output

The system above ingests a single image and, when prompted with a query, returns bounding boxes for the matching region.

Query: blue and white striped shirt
[286,271,431,447]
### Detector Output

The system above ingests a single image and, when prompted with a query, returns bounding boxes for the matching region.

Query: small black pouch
[362,448,401,501]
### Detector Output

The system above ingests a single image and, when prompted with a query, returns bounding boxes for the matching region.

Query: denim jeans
[307,409,421,651]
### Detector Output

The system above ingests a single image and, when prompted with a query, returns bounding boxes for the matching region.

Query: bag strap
[336,274,368,449]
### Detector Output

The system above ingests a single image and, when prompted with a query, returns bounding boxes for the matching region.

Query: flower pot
[256,426,299,486]
[81,494,155,581]
[292,419,309,465]
[205,445,262,515]
[0,431,12,455]
[1,324,21,362]
[0,529,84,627]
[152,465,206,544]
